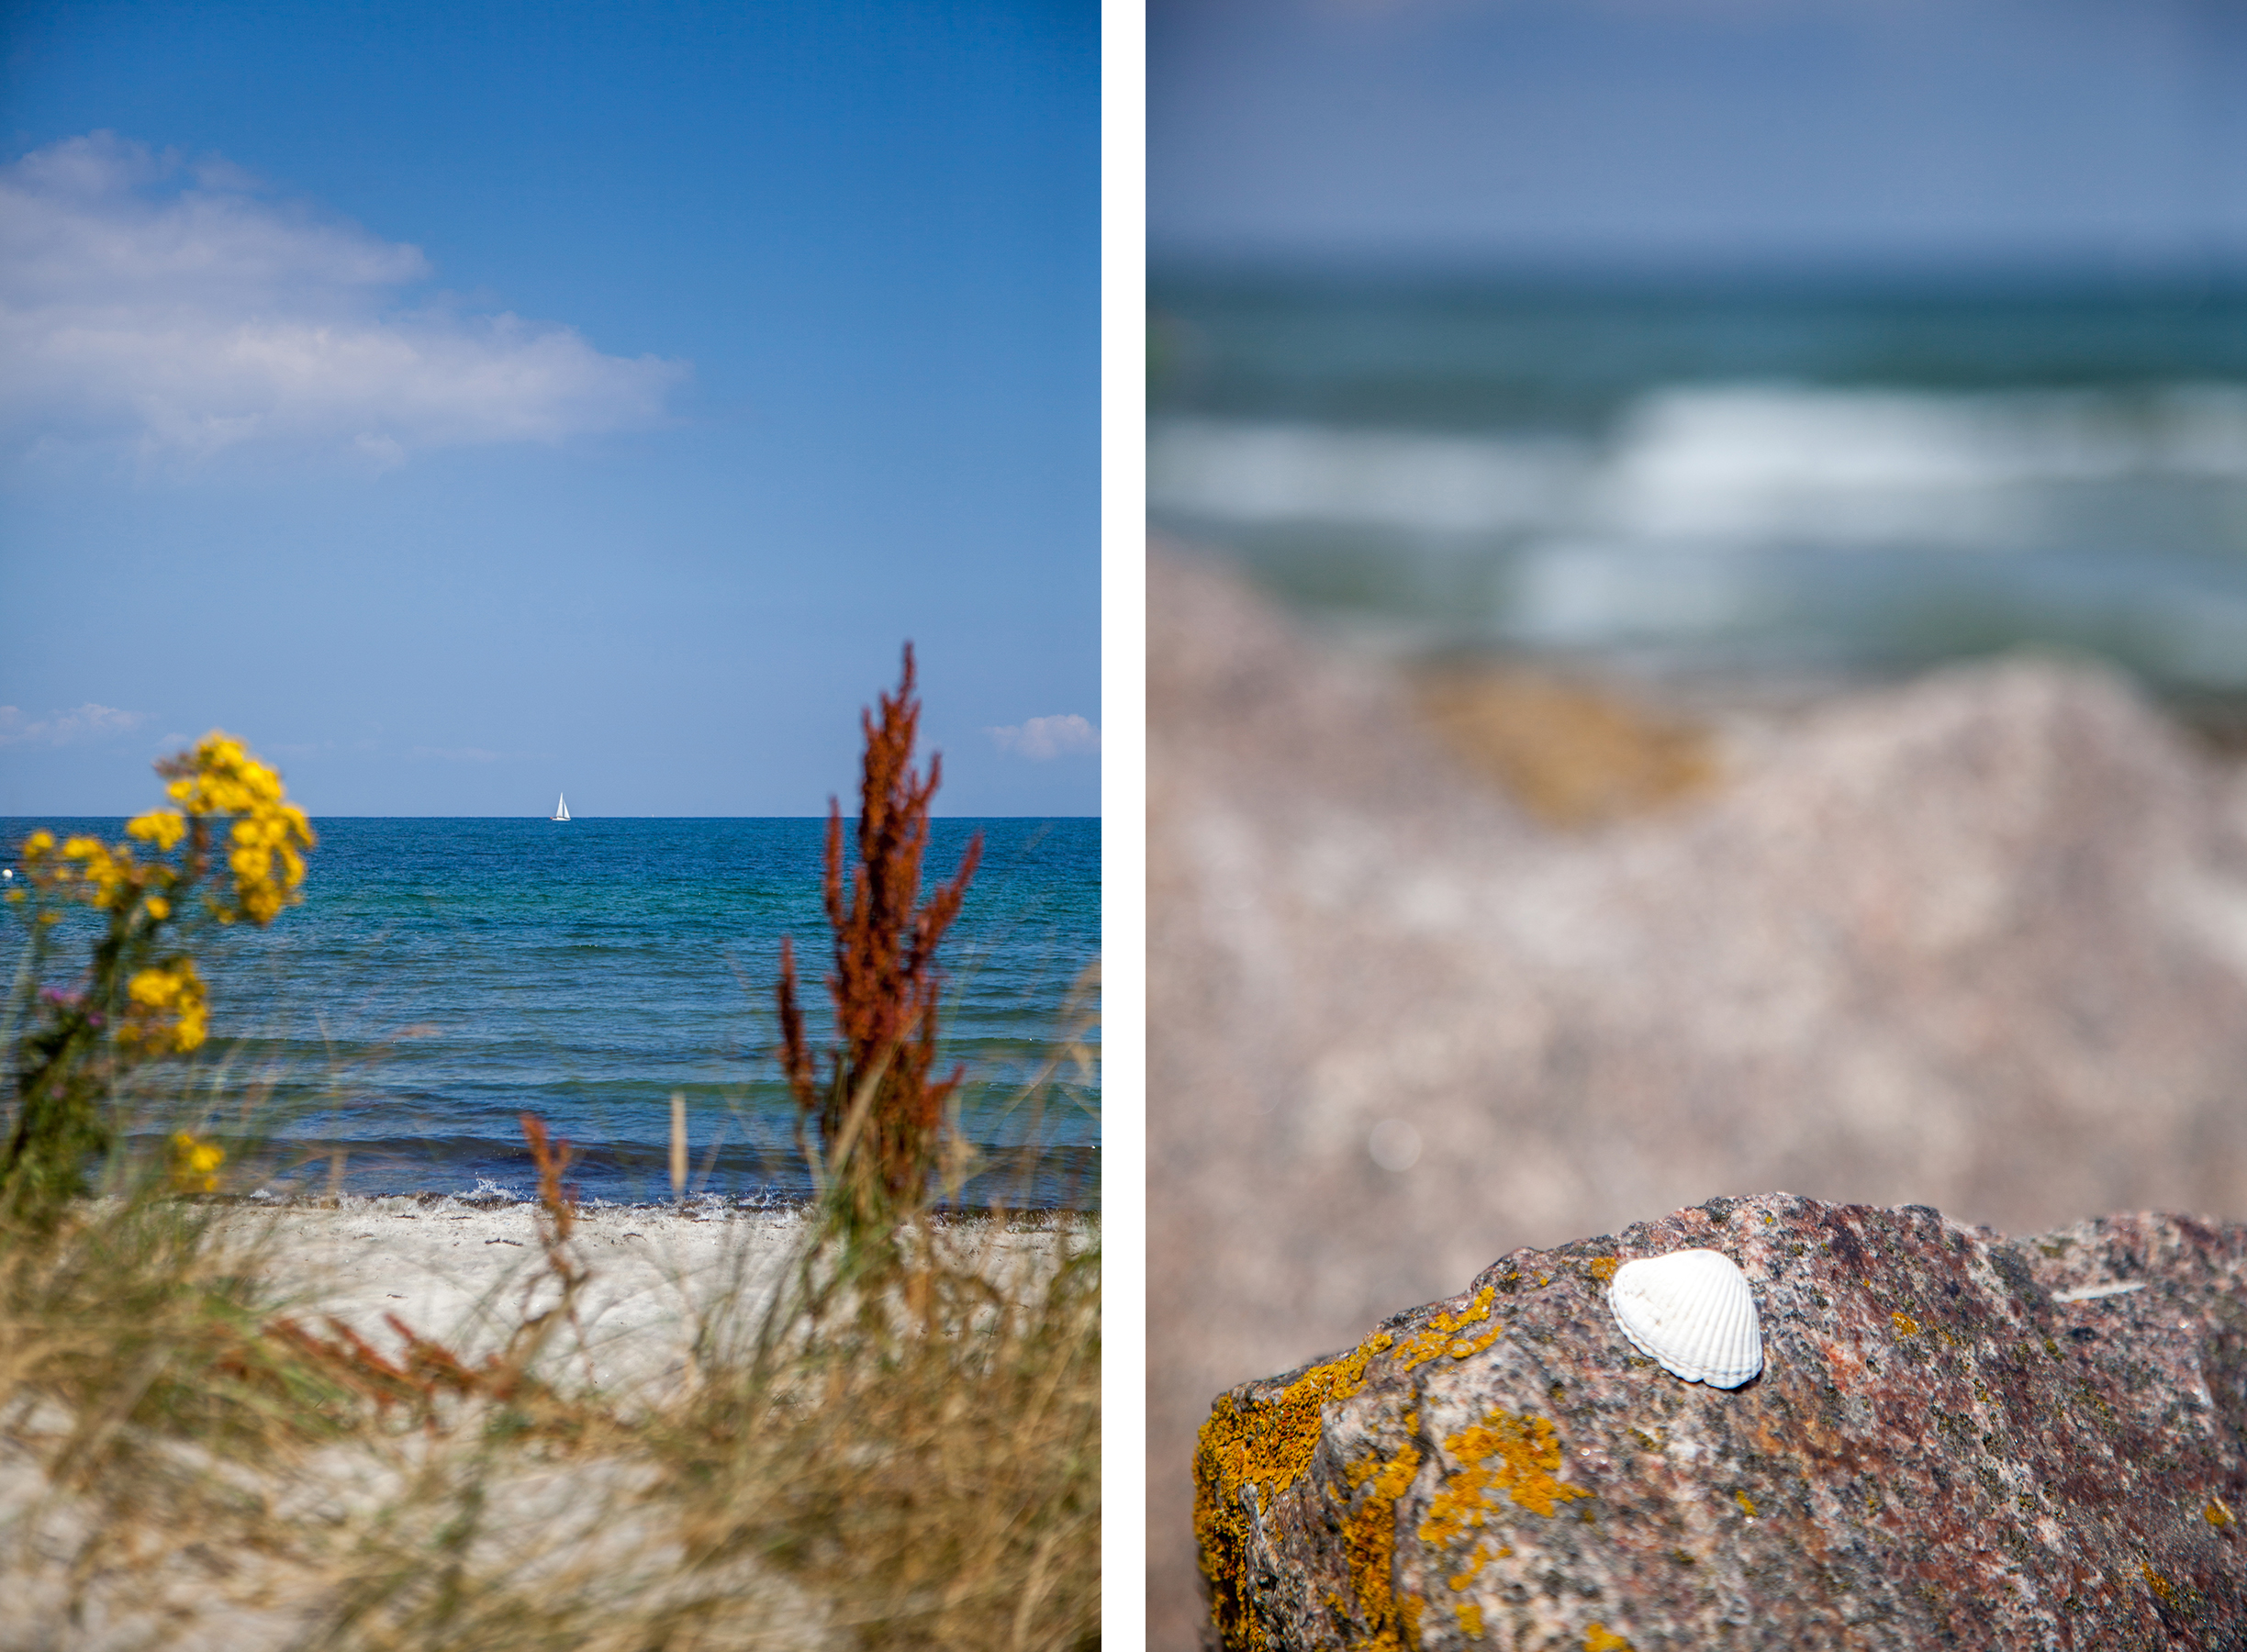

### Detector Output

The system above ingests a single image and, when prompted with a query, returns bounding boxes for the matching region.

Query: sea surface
[1149,274,2247,699]
[3,817,1099,1210]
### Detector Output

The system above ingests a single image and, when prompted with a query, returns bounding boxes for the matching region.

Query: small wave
[1151,385,2247,548]
[1149,417,1589,533]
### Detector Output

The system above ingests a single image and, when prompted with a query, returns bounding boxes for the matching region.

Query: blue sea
[2,817,1099,1210]
[1150,274,2247,701]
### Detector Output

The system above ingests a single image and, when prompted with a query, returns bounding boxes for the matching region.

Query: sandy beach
[226,1197,815,1398]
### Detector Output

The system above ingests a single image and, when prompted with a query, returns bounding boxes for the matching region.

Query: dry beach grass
[0,1179,1098,1650]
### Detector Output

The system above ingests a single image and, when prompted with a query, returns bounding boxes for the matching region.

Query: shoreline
[217,1189,1098,1221]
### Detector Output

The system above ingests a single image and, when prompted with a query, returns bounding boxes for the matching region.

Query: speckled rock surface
[1195,1194,2247,1650]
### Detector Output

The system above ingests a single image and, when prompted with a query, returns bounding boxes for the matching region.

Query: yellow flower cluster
[12,830,168,918]
[119,959,207,1053]
[159,733,315,925]
[168,1131,225,1194]
[8,733,310,1071]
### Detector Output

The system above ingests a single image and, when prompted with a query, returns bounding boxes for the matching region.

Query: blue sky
[1152,0,2247,276]
[1,0,1099,817]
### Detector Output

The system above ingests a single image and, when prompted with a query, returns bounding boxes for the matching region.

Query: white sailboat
[551,793,571,821]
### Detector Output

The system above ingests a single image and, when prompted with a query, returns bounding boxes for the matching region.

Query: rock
[1148,543,2247,1647]
[1196,1194,2247,1650]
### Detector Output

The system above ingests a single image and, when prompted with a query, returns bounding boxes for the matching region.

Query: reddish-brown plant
[777,644,983,1218]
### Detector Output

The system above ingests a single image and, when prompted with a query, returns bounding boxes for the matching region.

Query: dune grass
[0,1149,1099,1649]
[0,653,1099,1650]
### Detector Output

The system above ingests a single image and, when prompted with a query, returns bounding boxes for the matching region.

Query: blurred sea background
[1150,0,2247,709]
[1151,277,2247,707]
[2,817,1100,1209]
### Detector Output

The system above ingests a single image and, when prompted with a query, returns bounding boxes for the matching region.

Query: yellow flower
[144,895,169,921]
[127,809,187,851]
[119,959,207,1053]
[168,1132,224,1194]
[163,732,313,926]
[58,836,141,910]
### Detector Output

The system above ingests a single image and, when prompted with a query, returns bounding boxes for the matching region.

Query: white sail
[552,793,570,821]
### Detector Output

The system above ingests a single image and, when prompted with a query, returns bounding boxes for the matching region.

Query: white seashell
[1608,1248,1762,1388]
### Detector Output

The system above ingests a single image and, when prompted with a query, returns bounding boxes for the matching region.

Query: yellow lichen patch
[1194,1332,1398,1649]
[1587,1256,1619,1283]
[2142,1562,2178,1605]
[1419,1407,1591,1555]
[1398,1285,1503,1372]
[1337,1439,1424,1652]
[1446,1541,1509,1591]
[1458,1602,1484,1637]
[1733,1489,1759,1519]
[1891,1312,1920,1337]
[2207,1497,2237,1530]
[1411,665,1718,829]
[1585,1624,1636,1652]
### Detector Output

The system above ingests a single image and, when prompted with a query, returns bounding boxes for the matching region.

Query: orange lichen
[1193,1331,1397,1650]
[1419,1407,1591,1556]
[1447,1541,1510,1591]
[1338,1438,1424,1652]
[1398,1285,1504,1371]
[1458,1601,1485,1637]
[2207,1497,2236,1530]
[1734,1489,1759,1519]
[2141,1562,2178,1604]
[1891,1312,1921,1337]
[1587,1256,1619,1283]
[1585,1624,1636,1652]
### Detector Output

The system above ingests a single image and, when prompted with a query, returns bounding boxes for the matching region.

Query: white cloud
[0,702,146,745]
[987,714,1101,760]
[0,132,689,464]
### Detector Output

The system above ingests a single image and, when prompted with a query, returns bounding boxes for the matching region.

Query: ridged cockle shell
[1608,1248,1762,1388]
